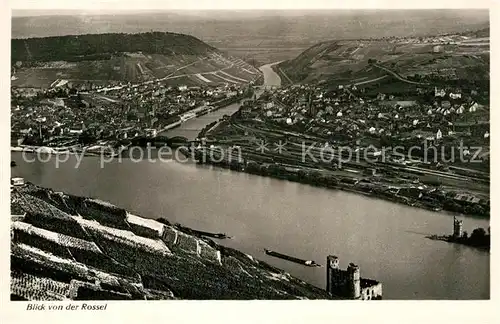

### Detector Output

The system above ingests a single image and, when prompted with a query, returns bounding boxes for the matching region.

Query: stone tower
[327,255,340,269]
[347,263,361,299]
[326,255,340,294]
[453,216,463,238]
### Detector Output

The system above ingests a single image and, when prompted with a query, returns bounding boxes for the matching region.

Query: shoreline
[10,145,489,220]
[181,147,489,220]
[426,234,490,251]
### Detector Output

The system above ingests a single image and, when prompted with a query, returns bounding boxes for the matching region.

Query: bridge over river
[162,62,282,140]
[253,85,279,91]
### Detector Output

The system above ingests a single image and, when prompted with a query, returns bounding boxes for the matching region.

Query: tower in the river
[453,216,463,238]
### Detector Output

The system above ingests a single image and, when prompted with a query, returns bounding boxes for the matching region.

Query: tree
[78,130,96,145]
[470,228,487,243]
[469,204,485,216]
[444,200,463,213]
[380,135,392,147]
[469,227,488,247]
[298,169,309,180]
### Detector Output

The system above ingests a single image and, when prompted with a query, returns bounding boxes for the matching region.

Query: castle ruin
[326,255,382,300]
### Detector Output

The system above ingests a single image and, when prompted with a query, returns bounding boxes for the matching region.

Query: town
[9,9,491,303]
[186,64,490,218]
[11,76,257,154]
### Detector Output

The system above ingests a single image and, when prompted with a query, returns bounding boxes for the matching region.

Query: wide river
[11,63,489,299]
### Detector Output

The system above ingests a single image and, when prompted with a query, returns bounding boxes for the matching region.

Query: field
[222,47,307,66]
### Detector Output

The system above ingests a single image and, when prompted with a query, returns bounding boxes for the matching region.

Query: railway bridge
[253,85,279,91]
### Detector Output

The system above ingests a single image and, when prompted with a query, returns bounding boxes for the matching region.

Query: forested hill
[11,32,218,63]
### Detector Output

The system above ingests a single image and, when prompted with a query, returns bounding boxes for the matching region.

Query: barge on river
[175,224,231,239]
[264,249,321,267]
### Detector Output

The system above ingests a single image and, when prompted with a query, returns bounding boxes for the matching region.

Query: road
[278,67,293,85]
[256,61,422,89]
[372,64,430,86]
[353,75,388,86]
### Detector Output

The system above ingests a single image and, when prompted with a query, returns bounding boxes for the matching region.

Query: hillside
[11,10,488,67]
[10,183,332,300]
[12,32,216,62]
[11,32,261,88]
[278,29,489,86]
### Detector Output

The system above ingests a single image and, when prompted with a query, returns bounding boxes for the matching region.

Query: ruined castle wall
[361,282,383,300]
[126,213,165,239]
[175,231,199,253]
[327,268,350,297]
[199,240,222,264]
[161,226,178,247]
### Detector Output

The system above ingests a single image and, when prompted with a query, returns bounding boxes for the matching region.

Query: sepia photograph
[8,1,491,304]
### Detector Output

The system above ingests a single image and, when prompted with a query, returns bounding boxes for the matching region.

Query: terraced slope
[11,32,261,88]
[279,31,489,85]
[10,183,331,300]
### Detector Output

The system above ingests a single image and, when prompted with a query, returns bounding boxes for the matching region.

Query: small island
[427,216,490,251]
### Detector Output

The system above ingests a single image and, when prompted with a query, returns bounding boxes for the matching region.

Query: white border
[1,1,498,323]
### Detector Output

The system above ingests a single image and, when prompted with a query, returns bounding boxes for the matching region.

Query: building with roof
[11,177,25,187]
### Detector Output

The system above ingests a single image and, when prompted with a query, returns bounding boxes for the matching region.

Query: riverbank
[180,143,488,219]
[426,234,490,251]
[271,62,293,86]
[11,144,127,157]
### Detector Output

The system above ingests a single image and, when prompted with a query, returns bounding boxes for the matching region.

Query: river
[258,62,283,87]
[10,62,489,299]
